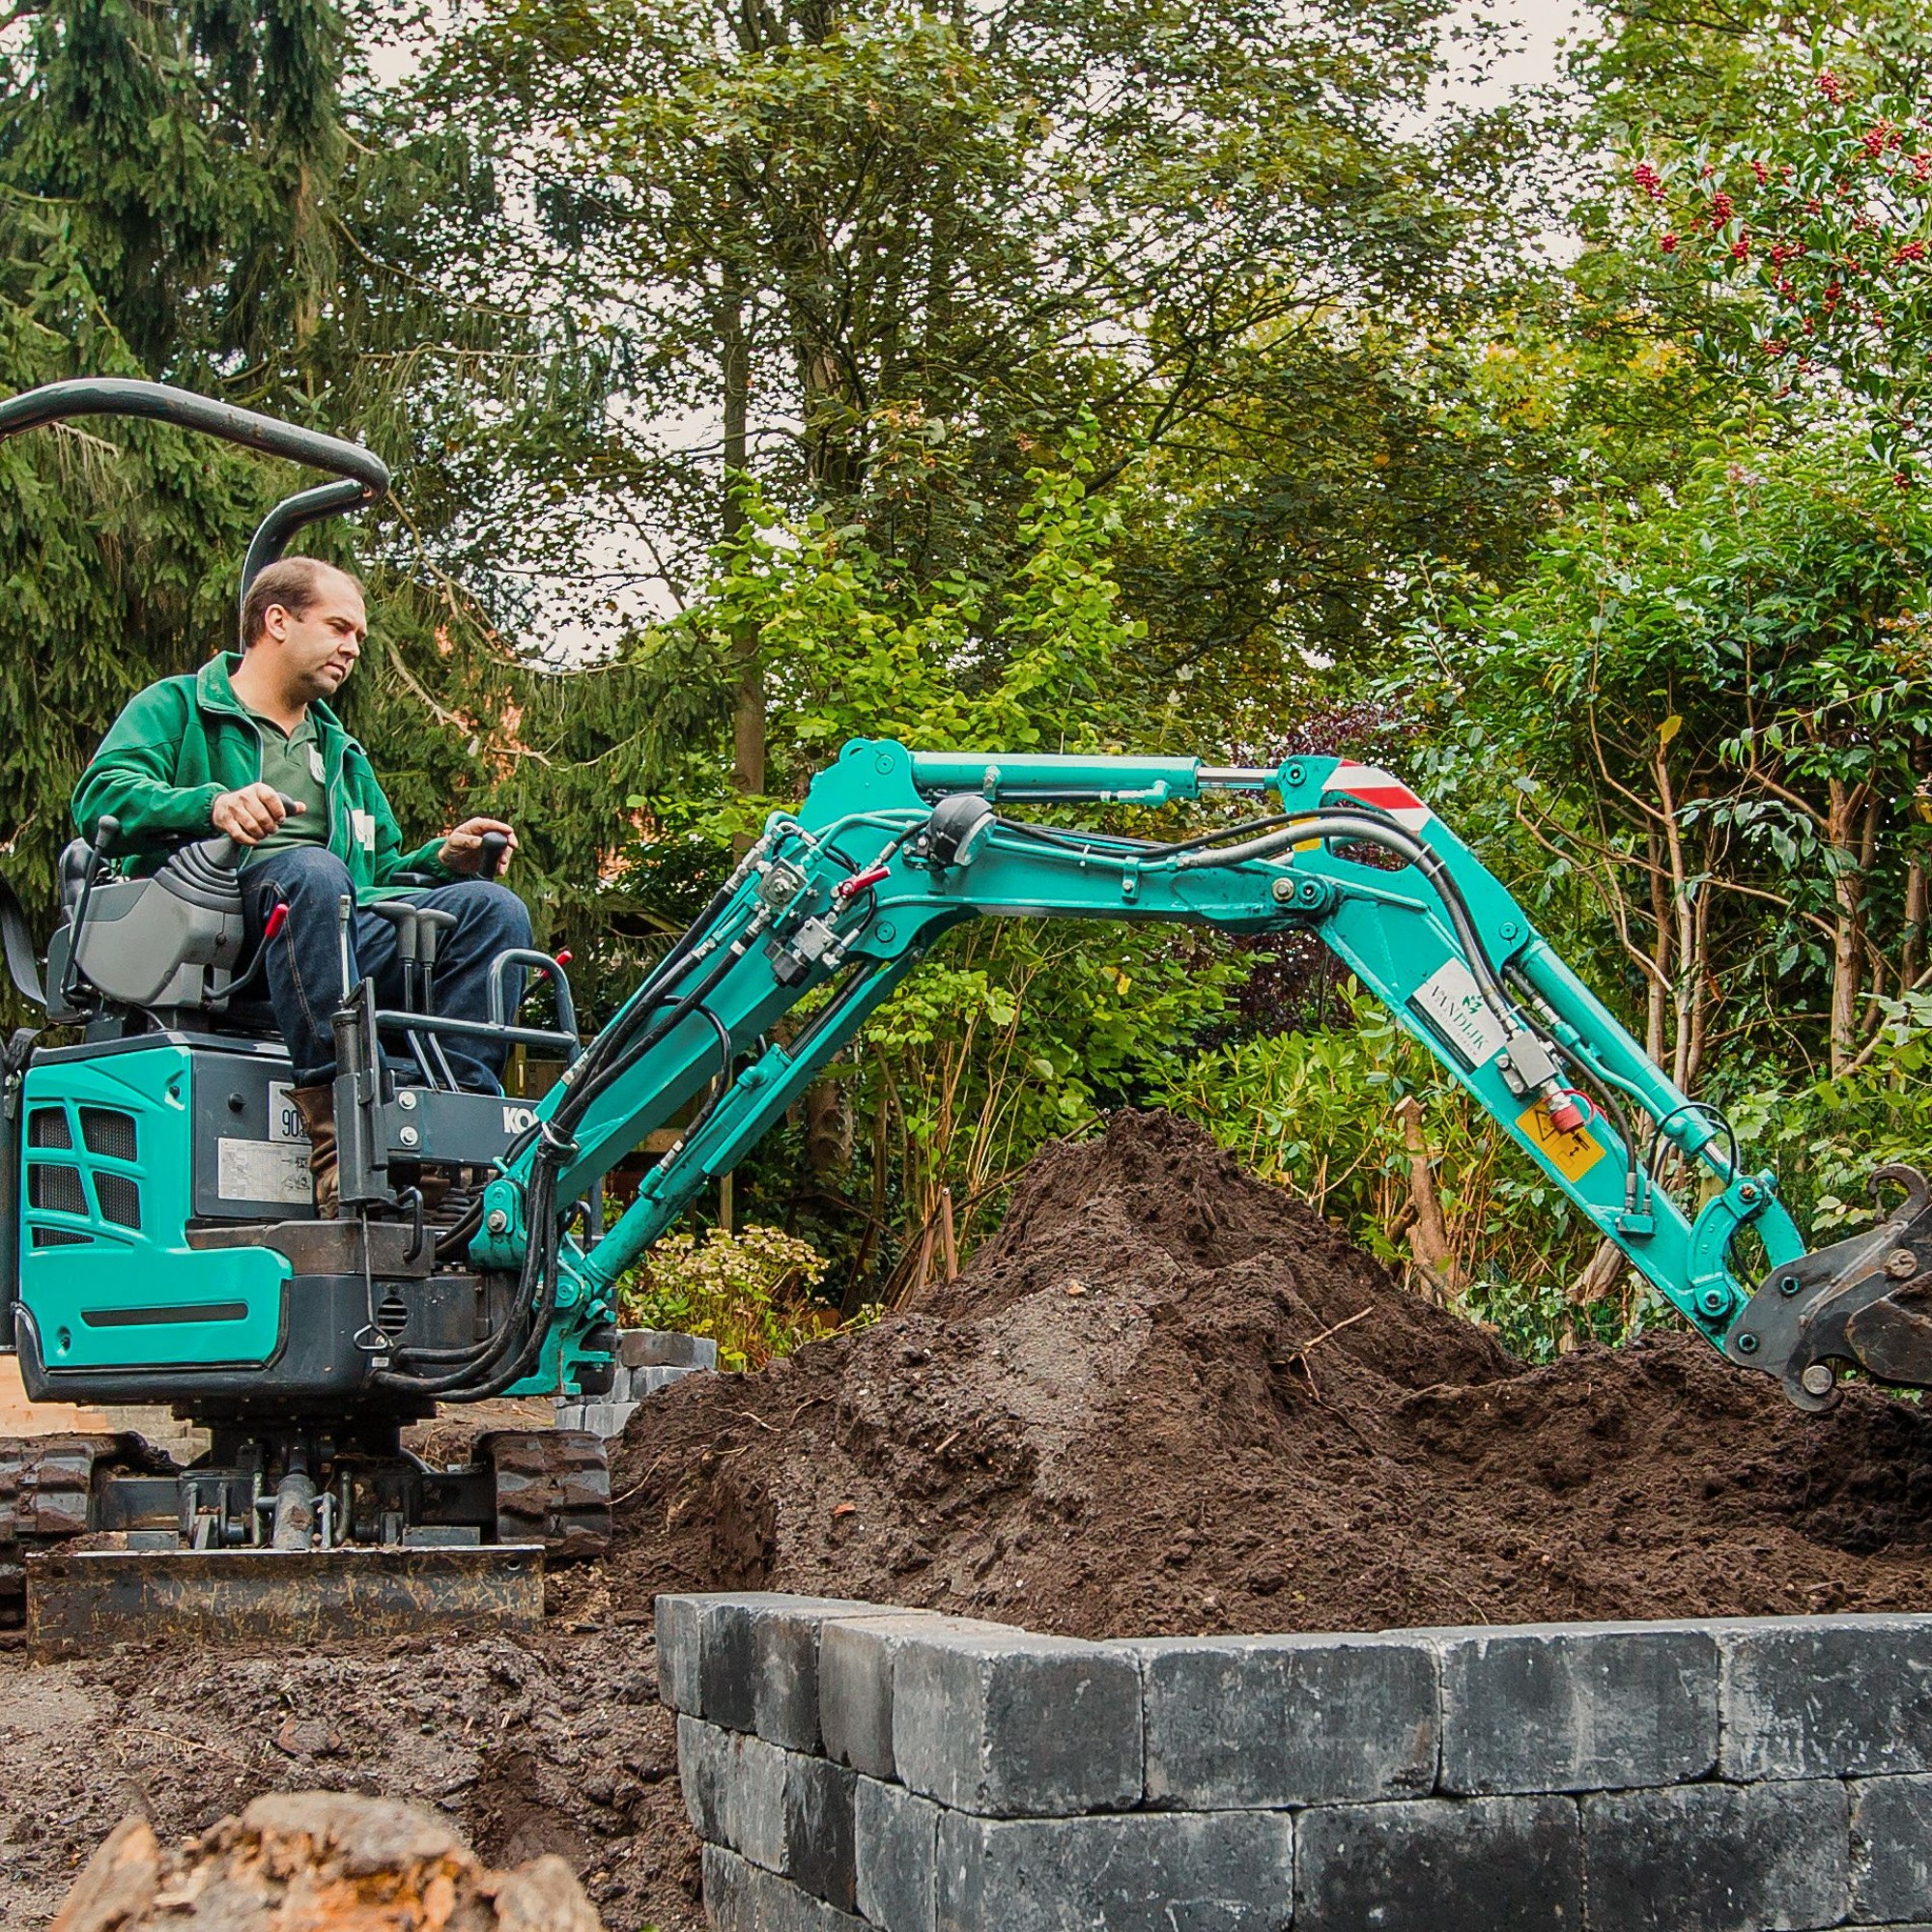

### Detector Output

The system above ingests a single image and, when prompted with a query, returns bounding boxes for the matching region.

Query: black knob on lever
[476,831,510,880]
[92,814,121,859]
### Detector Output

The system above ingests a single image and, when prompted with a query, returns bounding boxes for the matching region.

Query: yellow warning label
[1516,1101,1609,1183]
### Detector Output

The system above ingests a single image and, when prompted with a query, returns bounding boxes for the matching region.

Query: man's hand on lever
[212,782,302,845]
[440,817,517,877]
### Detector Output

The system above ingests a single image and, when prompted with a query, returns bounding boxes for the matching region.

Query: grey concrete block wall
[555,1325,717,1435]
[660,1592,1932,1932]
[891,1624,1143,1816]
[1433,1620,1721,1795]
[1123,1631,1436,1807]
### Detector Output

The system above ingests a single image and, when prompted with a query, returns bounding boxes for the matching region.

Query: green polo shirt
[245,709,330,860]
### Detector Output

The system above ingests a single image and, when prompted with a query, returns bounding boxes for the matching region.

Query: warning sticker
[1516,1101,1608,1183]
[218,1136,312,1206]
[1410,958,1509,1070]
[1325,761,1432,832]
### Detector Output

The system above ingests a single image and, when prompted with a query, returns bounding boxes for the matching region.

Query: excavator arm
[446,740,1931,1415]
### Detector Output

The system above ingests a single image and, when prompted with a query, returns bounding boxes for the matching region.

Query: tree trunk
[1394,1096,1458,1304]
[805,1080,852,1175]
[1827,778,1870,1075]
[721,265,764,797]
[1905,855,1927,992]
[1652,748,1695,1088]
[1644,829,1670,1065]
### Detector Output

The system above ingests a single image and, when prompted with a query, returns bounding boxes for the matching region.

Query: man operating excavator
[70,556,529,1214]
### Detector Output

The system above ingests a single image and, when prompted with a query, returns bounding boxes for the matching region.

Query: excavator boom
[439,740,1924,1414]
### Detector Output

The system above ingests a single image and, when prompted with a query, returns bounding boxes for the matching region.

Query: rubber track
[480,1429,611,1563]
[0,1435,114,1628]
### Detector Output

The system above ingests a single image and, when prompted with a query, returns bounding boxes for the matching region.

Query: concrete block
[822,1613,1006,1780]
[705,1593,915,1747]
[555,1399,637,1438]
[1583,1778,1849,1932]
[784,1752,858,1912]
[1296,1794,1580,1932]
[704,1843,867,1932]
[628,1363,704,1399]
[619,1326,719,1370]
[1123,1631,1436,1807]
[894,1625,1144,1817]
[935,1808,1294,1932]
[1722,1616,1932,1779]
[659,1591,758,1715]
[856,1776,940,1932]
[678,1715,787,1871]
[1433,1621,1719,1795]
[1854,1775,1932,1923]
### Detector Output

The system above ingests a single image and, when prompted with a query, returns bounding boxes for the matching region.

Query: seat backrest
[57,838,93,916]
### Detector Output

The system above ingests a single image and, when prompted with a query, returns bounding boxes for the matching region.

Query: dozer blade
[25,1543,544,1660]
[1727,1164,1932,1410]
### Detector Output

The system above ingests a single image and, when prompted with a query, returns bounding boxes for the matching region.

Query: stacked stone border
[556,1326,715,1436]
[658,1591,1932,1931]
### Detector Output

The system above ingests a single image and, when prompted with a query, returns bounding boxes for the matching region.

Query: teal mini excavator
[5,380,1931,1653]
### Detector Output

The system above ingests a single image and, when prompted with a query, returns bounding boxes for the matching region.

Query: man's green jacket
[71,654,453,904]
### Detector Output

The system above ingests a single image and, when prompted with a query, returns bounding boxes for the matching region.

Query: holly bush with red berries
[1630,62,1932,474]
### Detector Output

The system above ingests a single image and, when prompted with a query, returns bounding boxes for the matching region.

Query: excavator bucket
[1726,1164,1932,1409]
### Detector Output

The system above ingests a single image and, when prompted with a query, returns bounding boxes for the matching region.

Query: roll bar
[0,377,391,606]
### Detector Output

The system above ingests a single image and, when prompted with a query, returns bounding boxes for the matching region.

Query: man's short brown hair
[239,557,362,649]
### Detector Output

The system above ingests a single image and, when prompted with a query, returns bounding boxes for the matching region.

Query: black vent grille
[28,1164,86,1215]
[27,1108,71,1150]
[79,1107,137,1162]
[95,1173,140,1230]
[31,1226,91,1248]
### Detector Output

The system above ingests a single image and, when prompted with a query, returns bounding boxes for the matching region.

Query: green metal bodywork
[474,739,1804,1397]
[18,1045,288,1373]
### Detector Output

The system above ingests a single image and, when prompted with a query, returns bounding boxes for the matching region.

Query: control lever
[476,831,509,880]
[200,792,306,870]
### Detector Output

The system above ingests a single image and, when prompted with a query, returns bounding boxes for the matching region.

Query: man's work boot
[290,1083,340,1219]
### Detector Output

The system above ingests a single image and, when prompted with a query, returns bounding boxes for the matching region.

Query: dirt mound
[0,1631,700,1932]
[49,1790,602,1931]
[598,1109,1932,1634]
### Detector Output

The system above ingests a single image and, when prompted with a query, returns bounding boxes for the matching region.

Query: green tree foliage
[17,0,1932,1355]
[1412,435,1932,1085]
[1618,21,1932,471]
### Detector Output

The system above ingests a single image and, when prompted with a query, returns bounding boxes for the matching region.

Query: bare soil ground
[0,1625,701,1931]
[11,1108,1932,1928]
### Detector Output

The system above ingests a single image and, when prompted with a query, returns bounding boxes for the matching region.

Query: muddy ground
[9,1108,1932,1929]
[0,1624,701,1931]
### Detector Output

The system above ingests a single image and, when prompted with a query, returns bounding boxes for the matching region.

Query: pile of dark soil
[11,1108,1932,1930]
[596,1109,1932,1636]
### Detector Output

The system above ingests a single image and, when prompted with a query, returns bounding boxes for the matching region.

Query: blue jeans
[240,846,533,1093]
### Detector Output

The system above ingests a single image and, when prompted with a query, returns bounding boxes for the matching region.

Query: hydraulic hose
[1169,808,1519,1028]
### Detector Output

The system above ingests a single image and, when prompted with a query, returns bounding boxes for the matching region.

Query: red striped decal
[1325,761,1431,830]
